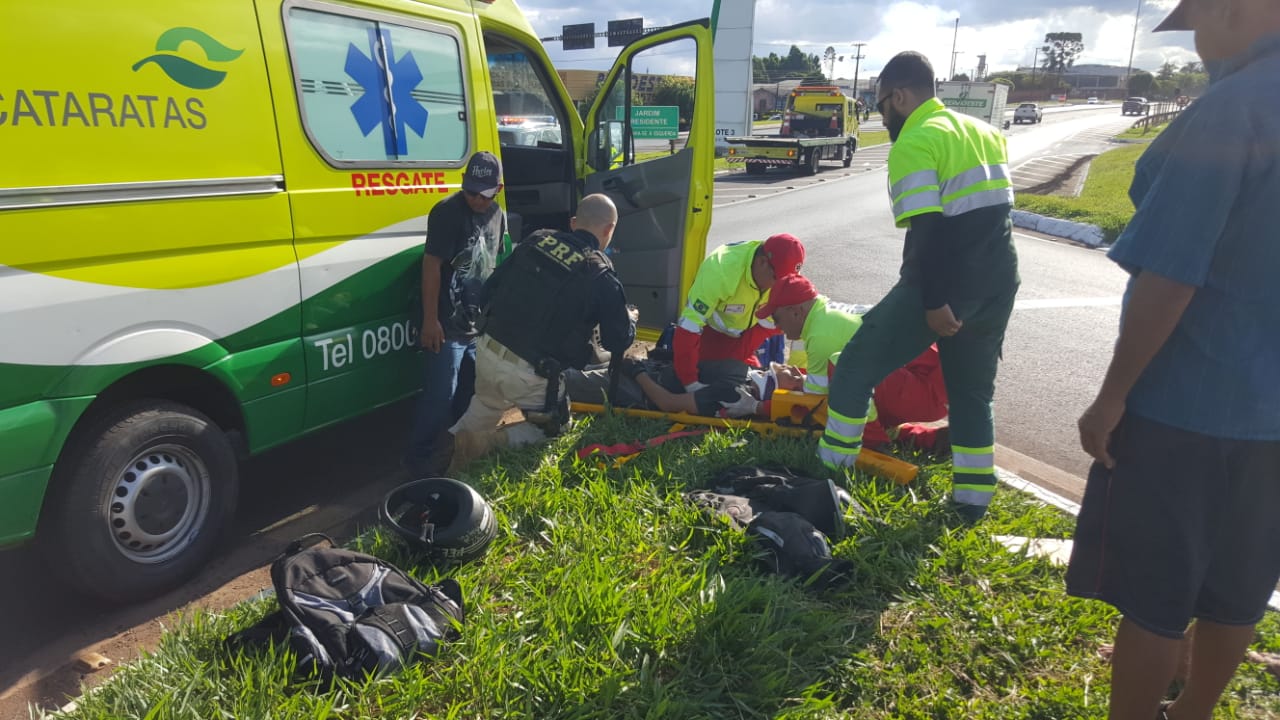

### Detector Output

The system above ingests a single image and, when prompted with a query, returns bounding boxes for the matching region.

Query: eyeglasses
[463,189,494,201]
[876,92,892,117]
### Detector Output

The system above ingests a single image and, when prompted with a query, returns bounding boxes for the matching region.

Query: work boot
[945,499,988,525]
[417,432,455,478]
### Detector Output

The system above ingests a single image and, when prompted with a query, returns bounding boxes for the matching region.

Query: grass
[860,130,889,147]
[1015,143,1148,244]
[43,416,1280,719]
[1115,122,1170,140]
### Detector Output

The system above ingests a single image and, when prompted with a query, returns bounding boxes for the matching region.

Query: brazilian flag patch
[693,299,709,315]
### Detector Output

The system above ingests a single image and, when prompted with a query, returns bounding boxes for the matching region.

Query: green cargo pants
[819,281,1018,517]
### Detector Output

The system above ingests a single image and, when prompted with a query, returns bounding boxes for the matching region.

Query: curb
[1011,209,1106,248]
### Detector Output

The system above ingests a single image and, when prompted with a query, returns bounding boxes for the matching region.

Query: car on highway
[1122,96,1150,116]
[1013,102,1043,124]
[497,115,562,147]
[1087,96,1099,104]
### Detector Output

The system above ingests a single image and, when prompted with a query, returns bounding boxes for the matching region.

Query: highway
[708,106,1134,482]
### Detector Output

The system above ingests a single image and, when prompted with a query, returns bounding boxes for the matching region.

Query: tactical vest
[480,229,612,371]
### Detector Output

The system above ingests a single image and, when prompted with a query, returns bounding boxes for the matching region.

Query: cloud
[520,0,1196,78]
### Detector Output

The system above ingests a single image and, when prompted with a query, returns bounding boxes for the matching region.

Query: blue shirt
[1108,34,1280,440]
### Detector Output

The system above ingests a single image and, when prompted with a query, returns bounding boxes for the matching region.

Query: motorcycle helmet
[380,477,496,564]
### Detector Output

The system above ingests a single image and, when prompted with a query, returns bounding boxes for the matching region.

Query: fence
[1130,100,1185,134]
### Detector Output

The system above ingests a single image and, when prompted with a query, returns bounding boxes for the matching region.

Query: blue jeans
[405,339,476,467]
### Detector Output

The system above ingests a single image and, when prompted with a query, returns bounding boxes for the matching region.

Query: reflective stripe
[804,373,829,393]
[758,316,776,330]
[677,317,703,334]
[824,409,865,443]
[707,311,744,337]
[940,164,1010,198]
[953,487,995,507]
[818,442,859,470]
[893,189,943,219]
[942,187,1014,217]
[953,445,994,474]
[890,169,941,201]
[952,449,994,470]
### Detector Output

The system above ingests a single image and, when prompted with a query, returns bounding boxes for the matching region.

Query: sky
[518,0,1199,80]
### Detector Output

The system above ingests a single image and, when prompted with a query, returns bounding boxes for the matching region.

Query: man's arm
[633,373,699,414]
[1078,270,1195,467]
[673,261,727,387]
[420,254,445,352]
[594,274,636,355]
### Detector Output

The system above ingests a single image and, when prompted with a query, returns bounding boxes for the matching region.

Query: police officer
[423,194,636,473]
[672,233,805,394]
[819,51,1019,522]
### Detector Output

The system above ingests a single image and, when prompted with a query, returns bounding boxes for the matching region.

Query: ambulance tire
[40,400,238,604]
[745,161,766,175]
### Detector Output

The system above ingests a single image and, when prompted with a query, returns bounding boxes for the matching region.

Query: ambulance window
[487,46,564,148]
[286,7,468,165]
[586,38,697,171]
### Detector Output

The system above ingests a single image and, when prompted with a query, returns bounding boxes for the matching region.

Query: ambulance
[0,0,714,601]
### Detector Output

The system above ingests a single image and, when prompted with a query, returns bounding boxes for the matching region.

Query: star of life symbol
[345,28,429,156]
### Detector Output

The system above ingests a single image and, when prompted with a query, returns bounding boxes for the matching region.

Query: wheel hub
[108,445,211,564]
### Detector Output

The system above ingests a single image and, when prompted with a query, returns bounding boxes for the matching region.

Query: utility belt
[488,338,568,435]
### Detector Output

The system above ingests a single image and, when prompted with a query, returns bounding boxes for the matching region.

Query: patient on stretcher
[564,349,949,450]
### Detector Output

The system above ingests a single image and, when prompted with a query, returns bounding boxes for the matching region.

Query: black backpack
[228,534,464,680]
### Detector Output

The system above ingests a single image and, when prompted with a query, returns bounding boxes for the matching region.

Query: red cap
[762,233,805,278]
[756,274,818,319]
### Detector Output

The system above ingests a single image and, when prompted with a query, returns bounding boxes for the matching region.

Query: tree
[1128,70,1155,96]
[1180,60,1204,74]
[1040,32,1085,79]
[823,46,838,82]
[951,73,971,82]
[1158,60,1177,80]
[752,45,824,83]
[993,77,1014,90]
[651,76,695,126]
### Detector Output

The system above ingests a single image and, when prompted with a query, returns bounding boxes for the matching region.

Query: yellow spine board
[570,402,919,485]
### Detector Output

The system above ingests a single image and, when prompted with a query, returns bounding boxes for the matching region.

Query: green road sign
[619,105,679,139]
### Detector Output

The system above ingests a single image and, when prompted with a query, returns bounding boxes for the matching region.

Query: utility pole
[1031,46,1039,83]
[1125,0,1144,89]
[949,17,959,79]
[850,42,866,102]
[951,51,964,80]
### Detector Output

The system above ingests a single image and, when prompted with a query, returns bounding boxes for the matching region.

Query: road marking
[1015,297,1121,310]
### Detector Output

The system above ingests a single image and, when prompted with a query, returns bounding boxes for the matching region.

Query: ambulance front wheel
[40,400,239,603]
[745,161,766,175]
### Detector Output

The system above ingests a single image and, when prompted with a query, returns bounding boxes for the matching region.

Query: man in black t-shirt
[404,151,509,477]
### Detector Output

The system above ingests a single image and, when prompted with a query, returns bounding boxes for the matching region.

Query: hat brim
[462,183,500,198]
[1153,0,1190,32]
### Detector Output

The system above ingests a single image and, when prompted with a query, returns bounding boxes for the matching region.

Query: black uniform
[482,228,635,374]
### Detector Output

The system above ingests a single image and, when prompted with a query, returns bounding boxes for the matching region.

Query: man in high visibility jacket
[758,274,949,450]
[819,51,1019,522]
[673,234,805,393]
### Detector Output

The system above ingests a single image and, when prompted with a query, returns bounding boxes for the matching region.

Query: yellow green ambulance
[0,0,715,601]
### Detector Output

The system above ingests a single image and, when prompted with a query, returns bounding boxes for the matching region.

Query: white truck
[936,81,1010,130]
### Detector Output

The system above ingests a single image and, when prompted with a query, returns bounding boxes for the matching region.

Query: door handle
[602,176,640,208]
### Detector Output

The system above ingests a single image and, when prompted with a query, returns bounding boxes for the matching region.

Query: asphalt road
[708,106,1134,478]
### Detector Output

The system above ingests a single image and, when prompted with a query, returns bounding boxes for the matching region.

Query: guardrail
[1130,100,1185,134]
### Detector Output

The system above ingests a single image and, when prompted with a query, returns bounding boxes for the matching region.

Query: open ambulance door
[581,20,714,337]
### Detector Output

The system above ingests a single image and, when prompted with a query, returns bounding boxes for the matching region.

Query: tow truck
[724,86,858,175]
